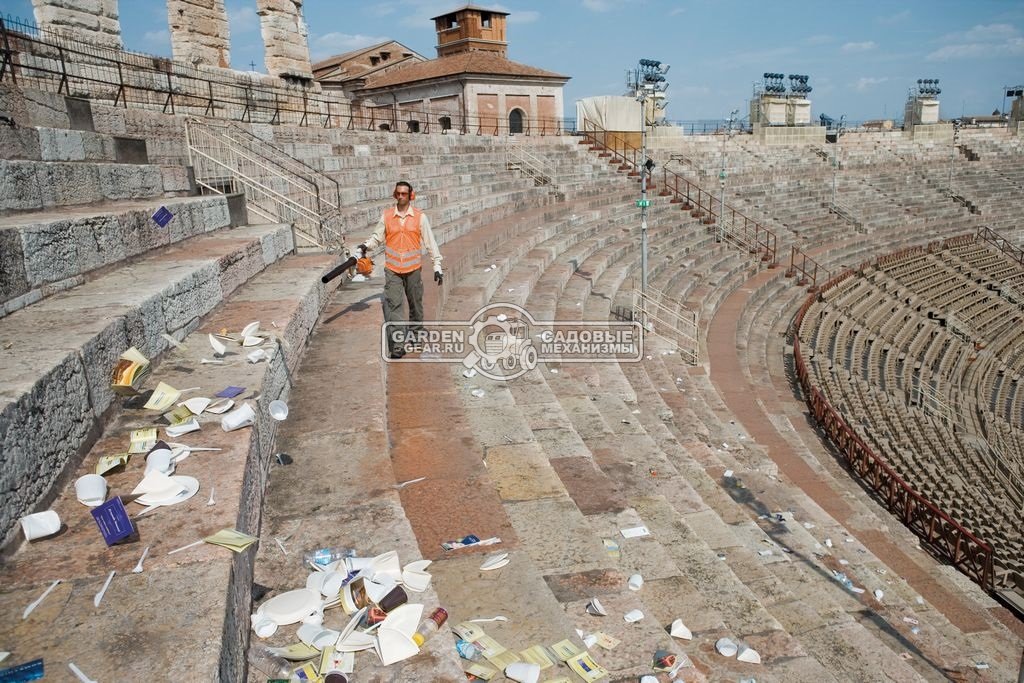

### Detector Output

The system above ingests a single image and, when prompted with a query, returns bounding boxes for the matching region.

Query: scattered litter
[910,626,920,635]
[161,333,185,350]
[471,388,486,398]
[22,579,61,619]
[627,574,644,591]
[201,358,225,364]
[441,535,501,551]
[505,661,540,683]
[737,645,761,664]
[268,400,289,421]
[205,528,258,553]
[915,596,924,605]
[93,570,115,608]
[758,550,773,557]
[715,637,738,657]
[824,538,833,548]
[595,632,619,650]
[68,662,98,683]
[723,469,734,478]
[653,649,677,671]
[623,609,644,623]
[403,560,433,592]
[620,526,650,539]
[216,386,246,398]
[480,552,510,571]
[838,559,849,566]
[207,486,216,506]
[669,618,692,640]
[586,598,607,616]
[803,522,815,529]
[902,616,919,626]
[466,615,509,623]
[393,476,426,490]
[873,589,884,601]
[462,367,477,378]
[550,369,559,374]
[275,538,289,556]
[221,403,256,431]
[602,539,620,559]
[247,349,267,363]
[167,539,204,555]
[974,662,989,670]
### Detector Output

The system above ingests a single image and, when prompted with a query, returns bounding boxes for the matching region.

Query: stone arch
[508,107,525,134]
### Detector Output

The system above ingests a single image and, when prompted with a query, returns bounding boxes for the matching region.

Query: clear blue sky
[2,0,1022,121]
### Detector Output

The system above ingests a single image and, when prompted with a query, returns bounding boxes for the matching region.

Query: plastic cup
[268,400,289,421]
[221,403,256,431]
[74,474,108,506]
[20,511,61,541]
[251,614,278,638]
[145,450,174,475]
[627,573,644,591]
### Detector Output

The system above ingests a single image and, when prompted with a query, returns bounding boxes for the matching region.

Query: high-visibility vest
[383,208,423,274]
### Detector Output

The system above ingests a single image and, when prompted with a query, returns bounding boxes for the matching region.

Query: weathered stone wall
[31,0,123,50]
[256,0,313,80]
[168,0,231,68]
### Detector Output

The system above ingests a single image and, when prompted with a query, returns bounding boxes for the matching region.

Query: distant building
[314,5,568,134]
[312,41,427,98]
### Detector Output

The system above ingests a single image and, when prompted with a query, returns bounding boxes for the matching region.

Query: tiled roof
[359,51,568,90]
[430,4,510,20]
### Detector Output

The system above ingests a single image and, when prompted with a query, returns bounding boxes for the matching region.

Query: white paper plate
[258,589,321,626]
[241,321,261,339]
[134,475,199,506]
[206,398,235,414]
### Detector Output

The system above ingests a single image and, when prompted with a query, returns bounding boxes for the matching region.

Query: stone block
[0,84,30,126]
[89,103,127,135]
[226,192,247,227]
[120,207,171,256]
[37,128,86,161]
[79,316,130,416]
[160,263,223,332]
[38,161,101,207]
[20,219,78,286]
[123,294,168,358]
[217,240,265,297]
[0,160,44,211]
[0,128,41,160]
[0,229,29,304]
[97,163,162,200]
[160,165,191,192]
[113,136,148,164]
[0,352,95,545]
[18,89,69,129]
[260,226,294,264]
[65,97,96,131]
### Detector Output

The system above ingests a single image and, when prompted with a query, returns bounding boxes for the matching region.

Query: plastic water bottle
[302,546,354,568]
[247,644,294,680]
[412,607,449,646]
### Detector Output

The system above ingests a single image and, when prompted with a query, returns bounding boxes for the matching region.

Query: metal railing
[185,118,344,250]
[794,269,995,591]
[829,199,865,232]
[578,121,778,266]
[978,225,1024,267]
[633,287,699,365]
[0,15,575,136]
[506,142,553,186]
[786,246,827,289]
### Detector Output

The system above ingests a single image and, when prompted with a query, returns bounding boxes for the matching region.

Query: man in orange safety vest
[358,181,443,359]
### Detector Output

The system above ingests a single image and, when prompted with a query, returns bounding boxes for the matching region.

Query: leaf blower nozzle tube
[321,256,357,284]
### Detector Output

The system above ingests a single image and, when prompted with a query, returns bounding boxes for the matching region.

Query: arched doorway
[508,108,524,135]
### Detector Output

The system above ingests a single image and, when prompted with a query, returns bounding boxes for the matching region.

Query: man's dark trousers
[384,267,424,354]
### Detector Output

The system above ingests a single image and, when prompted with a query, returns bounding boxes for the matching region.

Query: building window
[481,12,491,28]
[447,17,458,29]
[370,56,379,66]
[439,116,452,131]
[381,51,390,61]
[407,120,420,133]
[509,108,524,134]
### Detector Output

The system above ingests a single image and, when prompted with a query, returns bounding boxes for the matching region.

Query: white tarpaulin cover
[576,96,642,132]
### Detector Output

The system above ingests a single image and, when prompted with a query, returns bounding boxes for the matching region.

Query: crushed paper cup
[371,550,402,581]
[206,398,234,414]
[628,573,644,591]
[736,645,761,664]
[586,598,607,616]
[716,637,738,657]
[669,618,692,640]
[250,614,278,638]
[376,604,422,665]
[268,400,289,421]
[209,334,226,356]
[247,349,267,363]
[402,560,432,592]
[297,623,341,650]
[623,609,644,623]
[243,335,264,347]
[504,661,541,683]
[75,474,107,507]
[336,629,376,652]
[165,417,200,437]
[20,511,60,541]
[221,403,256,431]
[470,388,486,398]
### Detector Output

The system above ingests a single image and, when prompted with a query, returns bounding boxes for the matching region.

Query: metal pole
[831,145,838,206]
[640,88,649,298]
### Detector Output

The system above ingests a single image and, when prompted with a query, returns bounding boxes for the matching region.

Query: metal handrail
[578,122,778,266]
[633,288,699,365]
[185,118,343,250]
[787,246,827,289]
[506,142,553,186]
[977,225,1024,267]
[829,199,865,232]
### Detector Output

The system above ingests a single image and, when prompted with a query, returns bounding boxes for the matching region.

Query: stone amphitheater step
[576,242,1019,679]
[0,221,295,547]
[0,158,191,212]
[0,250,341,682]
[0,194,246,315]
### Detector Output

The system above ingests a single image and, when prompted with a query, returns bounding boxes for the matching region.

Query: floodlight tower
[947,119,962,197]
[718,109,740,243]
[628,58,670,299]
[831,115,847,207]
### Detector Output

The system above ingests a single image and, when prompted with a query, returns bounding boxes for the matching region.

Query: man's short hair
[395,181,413,194]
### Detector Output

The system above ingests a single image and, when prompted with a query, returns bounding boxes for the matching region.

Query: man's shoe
[389,348,406,360]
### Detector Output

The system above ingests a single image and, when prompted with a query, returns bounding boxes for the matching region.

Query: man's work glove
[434,269,444,286]
[355,244,367,257]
